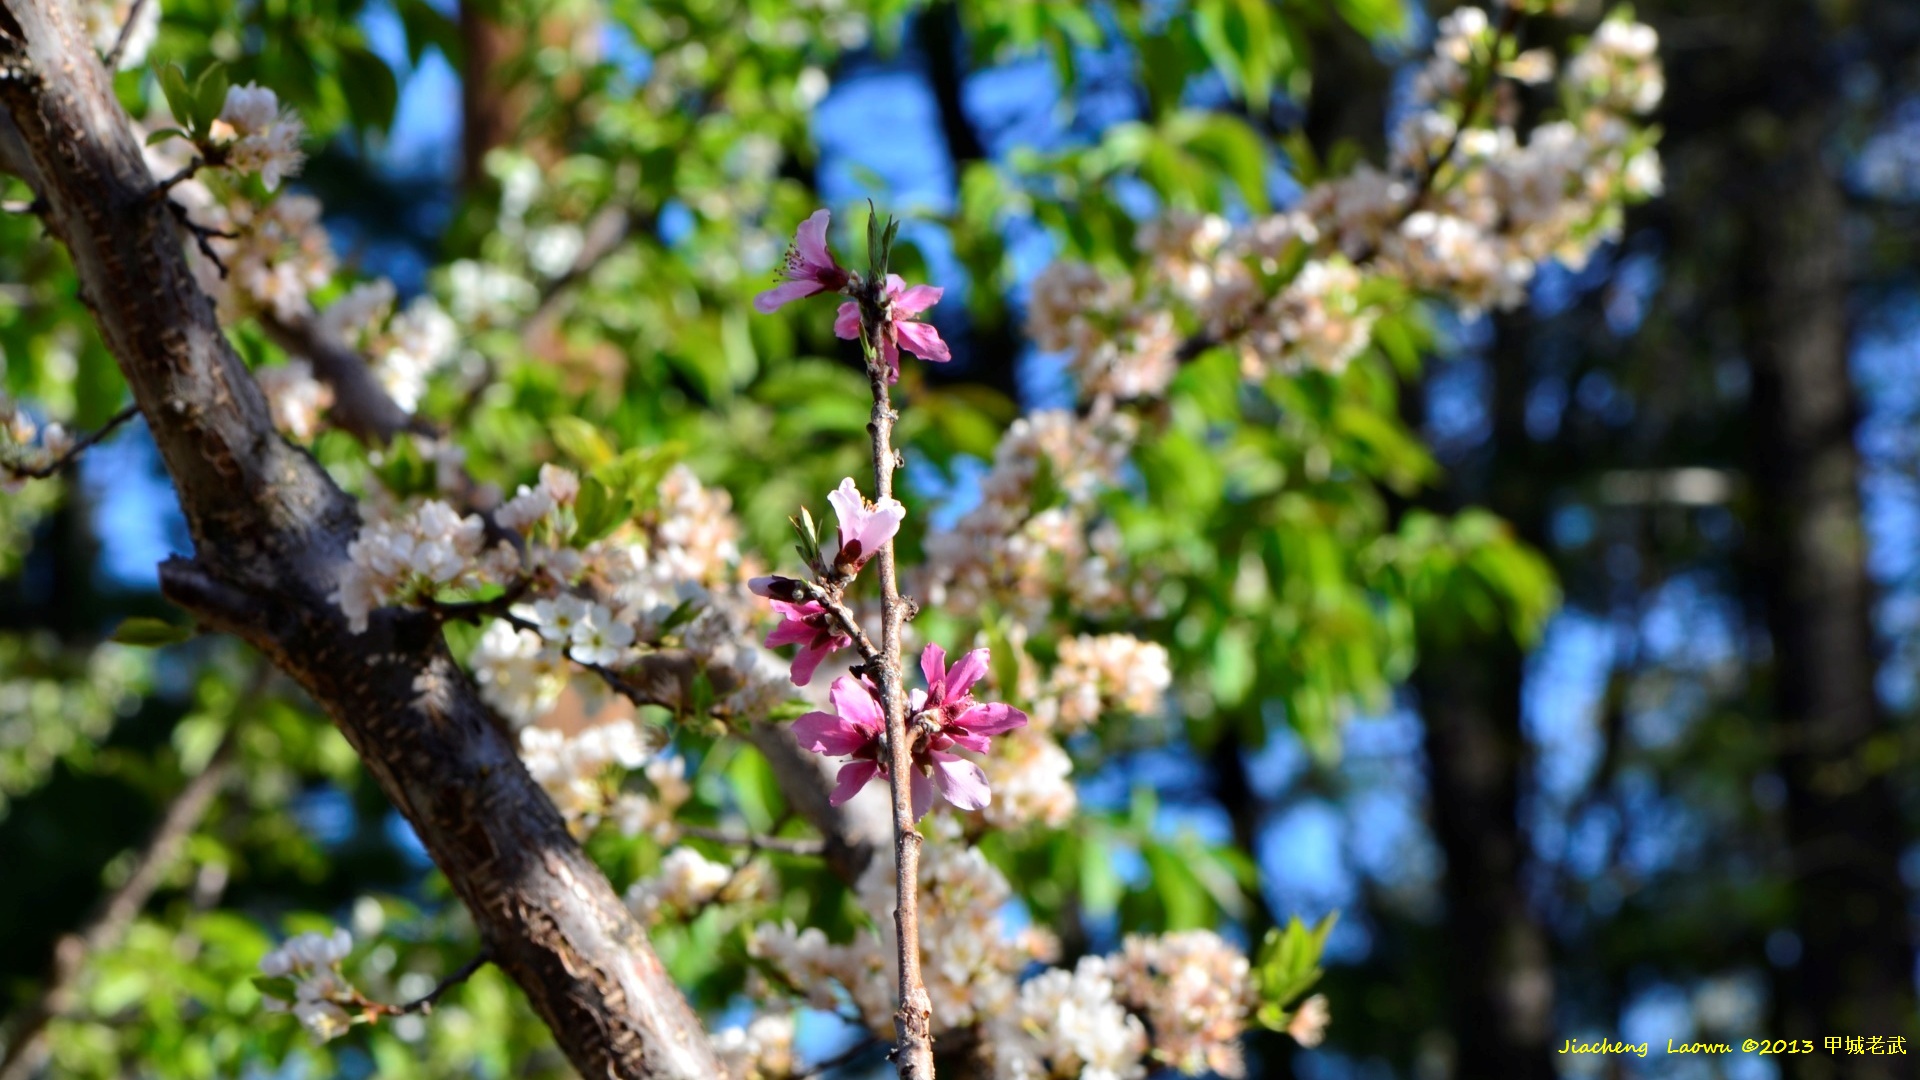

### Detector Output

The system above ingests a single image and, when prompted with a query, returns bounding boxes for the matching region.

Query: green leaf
[250,976,299,1003]
[338,45,400,132]
[190,64,230,139]
[572,477,630,544]
[145,128,189,146]
[550,417,617,469]
[158,64,195,133]
[110,617,193,647]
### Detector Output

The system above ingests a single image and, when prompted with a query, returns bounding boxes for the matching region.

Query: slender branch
[147,159,203,202]
[853,261,936,1078]
[368,951,491,1018]
[166,200,233,278]
[0,725,238,1080]
[4,402,139,479]
[679,824,827,858]
[100,0,150,70]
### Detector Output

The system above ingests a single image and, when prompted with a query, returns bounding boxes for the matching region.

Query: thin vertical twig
[855,267,936,1078]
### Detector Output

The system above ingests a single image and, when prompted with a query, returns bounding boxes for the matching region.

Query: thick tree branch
[0,4,719,1076]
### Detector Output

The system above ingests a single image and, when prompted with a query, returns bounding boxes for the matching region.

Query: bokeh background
[3,0,1918,1078]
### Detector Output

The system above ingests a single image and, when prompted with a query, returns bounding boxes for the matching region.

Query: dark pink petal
[945,731,992,753]
[944,648,990,698]
[919,643,949,698]
[829,759,882,806]
[896,319,950,363]
[910,770,936,819]
[894,283,944,316]
[754,279,825,314]
[790,637,844,686]
[880,336,901,382]
[955,701,1028,736]
[827,675,885,732]
[833,301,861,340]
[794,209,834,271]
[930,752,991,811]
[792,710,871,757]
[765,619,817,649]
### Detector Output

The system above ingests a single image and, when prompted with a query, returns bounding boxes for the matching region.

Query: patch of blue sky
[1522,610,1613,804]
[82,424,188,590]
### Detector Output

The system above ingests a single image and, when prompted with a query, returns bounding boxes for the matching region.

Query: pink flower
[754,209,852,313]
[834,274,950,382]
[826,477,904,573]
[788,646,1026,818]
[911,643,1028,755]
[751,587,851,686]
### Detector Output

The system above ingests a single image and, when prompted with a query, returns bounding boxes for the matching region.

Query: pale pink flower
[826,477,905,573]
[754,209,851,313]
[834,274,949,381]
[752,591,850,686]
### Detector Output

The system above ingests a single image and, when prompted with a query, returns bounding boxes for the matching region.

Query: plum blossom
[833,273,950,381]
[259,928,359,1043]
[212,83,306,191]
[826,475,904,573]
[751,593,851,686]
[791,645,1026,818]
[754,209,851,312]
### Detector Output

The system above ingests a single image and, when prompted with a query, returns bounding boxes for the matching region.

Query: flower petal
[754,279,825,314]
[880,336,901,382]
[896,319,951,363]
[833,301,861,340]
[764,619,816,649]
[910,769,936,819]
[795,209,834,271]
[893,283,944,316]
[930,752,991,811]
[790,637,844,686]
[827,675,884,732]
[829,759,881,806]
[944,648,990,698]
[945,731,992,753]
[792,710,871,757]
[826,478,864,538]
[955,701,1026,736]
[919,643,949,699]
[853,498,904,556]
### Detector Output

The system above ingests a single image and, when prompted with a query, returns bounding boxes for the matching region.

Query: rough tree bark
[0,3,720,1075]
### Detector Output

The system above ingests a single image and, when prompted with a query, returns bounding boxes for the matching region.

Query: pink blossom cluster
[754,209,950,381]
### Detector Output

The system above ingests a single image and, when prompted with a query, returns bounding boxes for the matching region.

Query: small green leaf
[572,477,630,544]
[550,417,617,469]
[145,128,189,146]
[158,64,195,133]
[190,64,230,138]
[251,976,298,1003]
[110,617,193,647]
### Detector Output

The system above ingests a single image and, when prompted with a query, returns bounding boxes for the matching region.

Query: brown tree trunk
[1736,13,1917,1065]
[1411,314,1557,1080]
[460,2,522,188]
[0,4,719,1076]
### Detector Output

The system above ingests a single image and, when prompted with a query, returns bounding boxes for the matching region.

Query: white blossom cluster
[0,402,73,491]
[1029,634,1173,735]
[625,846,743,923]
[332,500,515,633]
[979,733,1077,831]
[255,359,334,439]
[258,928,359,1044]
[211,84,307,191]
[750,818,1058,1036]
[1027,6,1664,387]
[751,826,1294,1077]
[315,279,461,412]
[710,1012,797,1080]
[194,193,338,323]
[988,956,1150,1080]
[517,718,656,828]
[921,407,1148,626]
[1113,930,1253,1077]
